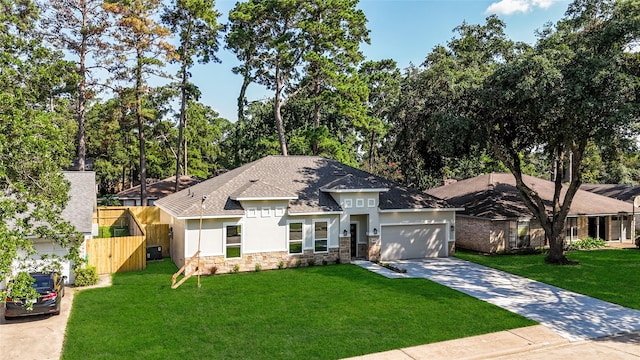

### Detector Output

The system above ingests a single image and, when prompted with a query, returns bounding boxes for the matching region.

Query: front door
[350,224,357,258]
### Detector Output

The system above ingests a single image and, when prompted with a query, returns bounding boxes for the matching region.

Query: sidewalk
[349,259,640,359]
[345,326,640,359]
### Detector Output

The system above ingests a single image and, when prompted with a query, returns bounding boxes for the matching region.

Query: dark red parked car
[4,272,65,320]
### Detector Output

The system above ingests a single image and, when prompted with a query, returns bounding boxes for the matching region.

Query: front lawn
[456,249,640,309]
[62,260,534,360]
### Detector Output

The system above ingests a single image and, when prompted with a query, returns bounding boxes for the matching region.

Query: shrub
[307,258,316,267]
[74,266,98,287]
[277,260,285,270]
[232,264,240,273]
[322,259,328,266]
[254,263,262,272]
[566,237,606,250]
[295,259,302,268]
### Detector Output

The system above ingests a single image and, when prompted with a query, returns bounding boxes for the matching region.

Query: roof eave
[321,188,390,193]
[378,207,463,213]
[231,196,298,201]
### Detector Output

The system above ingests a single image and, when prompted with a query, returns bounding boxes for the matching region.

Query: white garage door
[381,224,447,260]
[30,240,74,283]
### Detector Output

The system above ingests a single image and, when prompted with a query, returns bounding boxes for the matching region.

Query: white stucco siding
[185,219,225,257]
[170,218,186,268]
[380,210,455,225]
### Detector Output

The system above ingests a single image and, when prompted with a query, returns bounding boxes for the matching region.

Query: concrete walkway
[355,258,640,342]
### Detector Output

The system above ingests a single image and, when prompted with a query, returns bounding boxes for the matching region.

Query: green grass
[62,260,535,360]
[456,249,640,309]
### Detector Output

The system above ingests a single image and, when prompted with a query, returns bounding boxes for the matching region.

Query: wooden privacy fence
[86,235,146,274]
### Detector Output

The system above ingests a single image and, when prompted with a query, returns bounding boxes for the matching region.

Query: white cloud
[486,0,558,15]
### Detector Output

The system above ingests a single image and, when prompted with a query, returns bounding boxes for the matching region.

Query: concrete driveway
[355,258,640,341]
[0,275,111,360]
[0,287,75,360]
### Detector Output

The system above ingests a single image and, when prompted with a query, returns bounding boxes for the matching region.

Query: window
[565,217,578,242]
[517,221,530,248]
[314,221,328,253]
[275,207,285,217]
[247,208,257,218]
[225,225,241,258]
[344,199,353,208]
[367,198,376,208]
[261,207,271,217]
[356,199,364,208]
[288,222,303,254]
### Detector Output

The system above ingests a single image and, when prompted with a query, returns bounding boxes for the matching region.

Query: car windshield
[31,275,53,290]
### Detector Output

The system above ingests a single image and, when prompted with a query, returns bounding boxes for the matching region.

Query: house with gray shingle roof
[116,175,202,206]
[427,173,635,253]
[27,171,98,283]
[155,156,459,273]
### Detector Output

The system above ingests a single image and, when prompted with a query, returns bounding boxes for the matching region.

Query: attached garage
[380,224,448,260]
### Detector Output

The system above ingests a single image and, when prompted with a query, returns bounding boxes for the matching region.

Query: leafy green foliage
[6,272,38,310]
[0,0,82,301]
[566,237,607,251]
[73,266,99,287]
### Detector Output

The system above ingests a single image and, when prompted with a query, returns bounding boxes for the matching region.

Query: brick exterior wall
[457,217,507,253]
[457,217,546,253]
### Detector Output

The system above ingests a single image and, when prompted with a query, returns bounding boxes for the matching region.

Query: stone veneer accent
[339,235,351,263]
[356,243,368,259]
[367,235,380,262]
[186,249,341,275]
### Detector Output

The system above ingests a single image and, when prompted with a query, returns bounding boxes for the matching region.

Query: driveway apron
[355,258,640,342]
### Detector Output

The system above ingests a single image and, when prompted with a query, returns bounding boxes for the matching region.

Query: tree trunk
[312,78,321,155]
[274,69,288,156]
[136,51,147,206]
[76,3,89,171]
[368,131,376,169]
[235,74,250,166]
[175,26,191,193]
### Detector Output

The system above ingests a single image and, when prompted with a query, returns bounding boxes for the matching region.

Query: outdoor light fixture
[343,229,348,236]
[373,228,378,235]
[450,225,455,232]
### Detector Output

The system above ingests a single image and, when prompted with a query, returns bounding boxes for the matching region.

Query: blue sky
[188,0,571,122]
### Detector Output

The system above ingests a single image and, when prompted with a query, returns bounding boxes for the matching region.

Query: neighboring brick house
[581,183,640,234]
[116,175,202,206]
[427,173,634,253]
[155,156,459,274]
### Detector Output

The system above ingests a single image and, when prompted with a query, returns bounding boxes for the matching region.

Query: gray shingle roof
[62,171,97,234]
[155,156,451,218]
[427,173,633,219]
[580,183,640,204]
[116,175,202,200]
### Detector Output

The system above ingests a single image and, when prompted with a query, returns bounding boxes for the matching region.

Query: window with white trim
[225,224,242,258]
[261,207,271,217]
[356,199,364,208]
[247,208,257,218]
[288,222,303,254]
[313,221,328,253]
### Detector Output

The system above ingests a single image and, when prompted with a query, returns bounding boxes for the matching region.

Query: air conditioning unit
[146,245,162,261]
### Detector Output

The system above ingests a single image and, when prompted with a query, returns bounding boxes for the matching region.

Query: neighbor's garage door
[381,224,447,260]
